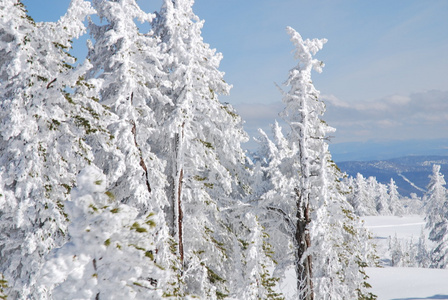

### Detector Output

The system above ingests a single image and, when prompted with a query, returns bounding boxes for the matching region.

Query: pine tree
[151,0,254,297]
[0,1,107,298]
[275,26,329,299]
[256,27,376,299]
[415,228,431,268]
[350,174,377,216]
[376,182,391,215]
[86,0,168,210]
[84,1,180,293]
[425,165,448,268]
[252,122,303,295]
[39,166,166,299]
[389,234,403,267]
[389,178,404,216]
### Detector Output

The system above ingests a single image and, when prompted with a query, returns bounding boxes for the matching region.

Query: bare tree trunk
[173,123,185,264]
[129,92,151,194]
[130,120,151,194]
[177,167,184,263]
[295,189,313,300]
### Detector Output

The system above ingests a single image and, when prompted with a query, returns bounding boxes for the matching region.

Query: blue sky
[23,0,448,159]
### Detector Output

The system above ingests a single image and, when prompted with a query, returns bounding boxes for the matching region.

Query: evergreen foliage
[40,166,166,299]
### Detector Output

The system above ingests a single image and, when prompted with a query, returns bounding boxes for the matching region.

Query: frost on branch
[40,166,166,299]
[0,1,105,298]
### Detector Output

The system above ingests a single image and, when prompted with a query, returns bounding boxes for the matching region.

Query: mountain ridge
[337,155,448,197]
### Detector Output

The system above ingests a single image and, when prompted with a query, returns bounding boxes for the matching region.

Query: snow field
[366,267,448,300]
[363,215,448,300]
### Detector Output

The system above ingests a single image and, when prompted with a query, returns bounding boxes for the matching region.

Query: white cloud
[324,90,448,143]
[385,95,411,105]
[234,90,448,149]
[321,94,350,108]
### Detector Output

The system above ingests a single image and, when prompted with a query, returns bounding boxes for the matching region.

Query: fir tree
[0,1,107,298]
[40,166,166,299]
[255,27,376,299]
[415,228,431,268]
[389,178,404,216]
[376,182,391,215]
[151,0,252,297]
[350,174,377,216]
[425,165,448,268]
[84,0,177,292]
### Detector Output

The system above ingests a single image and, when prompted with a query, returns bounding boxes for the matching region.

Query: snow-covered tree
[349,174,377,216]
[255,27,376,299]
[40,166,167,299]
[1,1,383,298]
[225,209,284,300]
[415,228,431,268]
[276,26,329,299]
[86,0,168,210]
[389,178,404,216]
[425,165,447,229]
[401,193,424,215]
[425,165,448,268]
[388,235,419,267]
[389,234,403,267]
[151,0,255,297]
[251,123,299,296]
[375,182,391,215]
[84,0,178,292]
[0,1,109,298]
[365,176,380,214]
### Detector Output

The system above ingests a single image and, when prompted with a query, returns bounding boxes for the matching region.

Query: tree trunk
[129,92,151,194]
[130,119,151,194]
[177,167,184,263]
[173,123,185,264]
[295,189,313,300]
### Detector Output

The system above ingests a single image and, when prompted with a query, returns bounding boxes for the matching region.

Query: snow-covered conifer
[393,236,420,268]
[376,182,391,215]
[425,165,447,229]
[389,178,404,216]
[415,228,431,268]
[389,234,405,267]
[366,176,380,214]
[0,1,109,297]
[425,165,448,268]
[86,0,168,210]
[350,174,377,216]
[151,0,254,297]
[40,166,166,299]
[84,0,177,291]
[255,27,376,299]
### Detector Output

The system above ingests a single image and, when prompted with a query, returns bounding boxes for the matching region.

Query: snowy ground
[363,215,448,300]
[274,215,448,299]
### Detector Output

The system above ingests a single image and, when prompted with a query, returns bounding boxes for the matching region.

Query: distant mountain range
[337,155,448,197]
[329,138,448,162]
